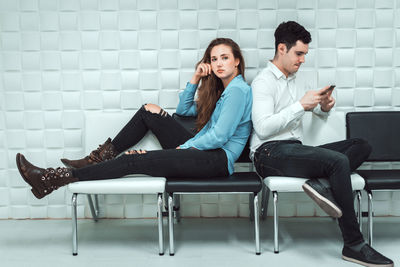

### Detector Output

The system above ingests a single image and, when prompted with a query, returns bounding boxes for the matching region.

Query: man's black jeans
[254,138,372,246]
[73,106,229,180]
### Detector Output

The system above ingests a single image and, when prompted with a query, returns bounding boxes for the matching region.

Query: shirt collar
[223,74,243,93]
[267,61,296,81]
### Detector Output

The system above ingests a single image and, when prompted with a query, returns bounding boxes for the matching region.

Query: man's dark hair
[274,21,311,53]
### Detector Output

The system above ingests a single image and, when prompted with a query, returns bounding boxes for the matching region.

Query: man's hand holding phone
[319,85,336,112]
[321,85,335,95]
[300,85,336,111]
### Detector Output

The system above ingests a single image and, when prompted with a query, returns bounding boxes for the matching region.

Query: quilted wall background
[0,0,399,219]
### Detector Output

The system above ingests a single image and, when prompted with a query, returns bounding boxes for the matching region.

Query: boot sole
[302,183,343,218]
[342,255,394,267]
[16,153,45,199]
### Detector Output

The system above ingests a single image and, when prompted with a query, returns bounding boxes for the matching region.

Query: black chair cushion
[166,172,262,193]
[357,169,400,190]
[346,112,400,161]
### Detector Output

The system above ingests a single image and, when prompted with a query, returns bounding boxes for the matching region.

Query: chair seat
[357,170,400,190]
[166,172,262,193]
[68,175,166,194]
[264,173,365,192]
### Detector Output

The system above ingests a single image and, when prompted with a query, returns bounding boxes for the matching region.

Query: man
[250,21,393,266]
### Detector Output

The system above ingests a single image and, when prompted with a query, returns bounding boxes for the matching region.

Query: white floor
[0,217,399,267]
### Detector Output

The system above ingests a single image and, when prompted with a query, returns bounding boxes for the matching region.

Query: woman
[16,38,253,199]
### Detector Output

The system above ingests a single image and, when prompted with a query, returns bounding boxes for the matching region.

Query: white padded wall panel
[26,131,44,148]
[23,73,42,91]
[139,12,157,29]
[40,32,59,50]
[59,12,79,31]
[100,72,121,90]
[1,1,400,219]
[161,31,179,49]
[80,12,101,31]
[25,110,44,129]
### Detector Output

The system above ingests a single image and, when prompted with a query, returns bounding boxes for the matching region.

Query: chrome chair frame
[260,185,362,253]
[71,193,164,256]
[167,192,260,256]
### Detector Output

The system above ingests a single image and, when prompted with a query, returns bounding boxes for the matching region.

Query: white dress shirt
[250,61,328,159]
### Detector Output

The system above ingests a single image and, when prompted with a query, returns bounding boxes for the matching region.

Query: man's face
[281,40,308,76]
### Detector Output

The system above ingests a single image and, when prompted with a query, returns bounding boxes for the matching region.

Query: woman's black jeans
[73,106,229,180]
[254,138,372,246]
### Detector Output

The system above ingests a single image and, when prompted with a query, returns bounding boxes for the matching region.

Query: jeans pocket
[257,142,279,157]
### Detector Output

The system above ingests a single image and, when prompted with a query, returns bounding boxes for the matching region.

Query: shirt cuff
[179,141,191,149]
[292,101,305,117]
[185,82,198,92]
[314,104,331,116]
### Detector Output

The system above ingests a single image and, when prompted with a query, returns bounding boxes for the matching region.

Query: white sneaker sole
[342,255,394,267]
[302,183,343,218]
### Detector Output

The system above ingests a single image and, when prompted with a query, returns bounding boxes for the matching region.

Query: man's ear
[277,43,287,55]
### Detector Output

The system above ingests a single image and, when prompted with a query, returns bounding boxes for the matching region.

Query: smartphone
[322,85,335,95]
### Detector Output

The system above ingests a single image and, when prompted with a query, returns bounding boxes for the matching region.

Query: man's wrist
[320,105,330,112]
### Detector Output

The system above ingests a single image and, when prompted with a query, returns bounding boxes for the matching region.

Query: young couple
[17,22,393,266]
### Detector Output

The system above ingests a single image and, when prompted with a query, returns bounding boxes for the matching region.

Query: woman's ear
[235,58,240,68]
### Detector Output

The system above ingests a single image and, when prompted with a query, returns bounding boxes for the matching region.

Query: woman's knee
[144,103,161,113]
[144,104,168,117]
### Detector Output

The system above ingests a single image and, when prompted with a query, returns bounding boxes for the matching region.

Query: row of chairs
[67,111,399,256]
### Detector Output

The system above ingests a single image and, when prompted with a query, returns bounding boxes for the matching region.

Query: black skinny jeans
[254,138,372,246]
[73,106,229,180]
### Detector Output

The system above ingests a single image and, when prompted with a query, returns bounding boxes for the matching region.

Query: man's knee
[352,138,372,155]
[144,104,168,117]
[332,152,350,169]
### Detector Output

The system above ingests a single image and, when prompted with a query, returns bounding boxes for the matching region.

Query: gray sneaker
[302,179,343,218]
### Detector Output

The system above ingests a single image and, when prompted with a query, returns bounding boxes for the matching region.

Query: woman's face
[210,44,240,86]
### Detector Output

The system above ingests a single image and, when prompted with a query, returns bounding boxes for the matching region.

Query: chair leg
[72,193,78,256]
[356,190,362,232]
[168,194,175,256]
[249,193,255,221]
[174,194,181,223]
[87,194,98,222]
[273,191,279,253]
[368,191,373,246]
[157,193,164,255]
[94,195,99,215]
[261,184,270,221]
[253,193,261,255]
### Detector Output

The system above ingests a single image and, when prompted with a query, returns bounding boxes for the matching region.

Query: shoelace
[88,141,117,163]
[41,167,71,192]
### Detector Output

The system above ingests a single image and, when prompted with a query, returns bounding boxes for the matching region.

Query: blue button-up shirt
[176,75,252,175]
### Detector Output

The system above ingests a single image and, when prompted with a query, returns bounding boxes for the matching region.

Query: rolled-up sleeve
[176,82,198,116]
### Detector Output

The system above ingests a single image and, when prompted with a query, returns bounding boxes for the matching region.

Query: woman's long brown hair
[195,38,245,131]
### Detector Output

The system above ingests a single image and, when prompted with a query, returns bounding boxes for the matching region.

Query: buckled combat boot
[16,153,78,199]
[61,138,118,169]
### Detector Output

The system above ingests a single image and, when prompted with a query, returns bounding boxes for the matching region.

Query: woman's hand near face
[190,63,212,84]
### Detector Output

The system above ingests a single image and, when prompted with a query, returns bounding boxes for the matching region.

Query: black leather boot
[16,153,78,199]
[61,138,118,169]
